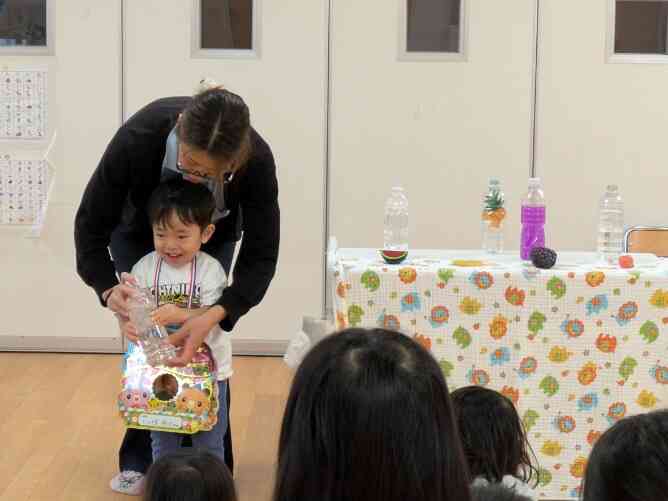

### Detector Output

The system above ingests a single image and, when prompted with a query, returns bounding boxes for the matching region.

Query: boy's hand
[151,304,184,326]
[117,316,140,344]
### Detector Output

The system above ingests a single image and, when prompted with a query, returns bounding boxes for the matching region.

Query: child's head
[147,179,215,268]
[274,328,471,501]
[471,483,532,501]
[582,409,668,501]
[143,449,236,501]
[451,386,538,485]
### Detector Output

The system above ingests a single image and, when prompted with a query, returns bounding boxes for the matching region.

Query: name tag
[138,414,183,430]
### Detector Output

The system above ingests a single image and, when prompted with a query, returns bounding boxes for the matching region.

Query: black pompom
[530,247,557,269]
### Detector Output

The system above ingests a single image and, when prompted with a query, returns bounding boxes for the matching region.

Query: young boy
[117,178,232,471]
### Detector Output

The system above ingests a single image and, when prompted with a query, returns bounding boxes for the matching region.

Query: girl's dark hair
[143,449,236,501]
[178,87,251,174]
[451,386,539,486]
[471,483,532,501]
[582,409,668,501]
[273,328,472,501]
[147,179,215,230]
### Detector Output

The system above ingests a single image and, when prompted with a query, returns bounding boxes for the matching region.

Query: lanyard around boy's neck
[152,255,198,309]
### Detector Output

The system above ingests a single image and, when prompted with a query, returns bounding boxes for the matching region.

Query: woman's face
[177,142,229,184]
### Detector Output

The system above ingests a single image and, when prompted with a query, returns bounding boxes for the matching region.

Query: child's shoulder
[131,251,160,275]
[197,251,225,271]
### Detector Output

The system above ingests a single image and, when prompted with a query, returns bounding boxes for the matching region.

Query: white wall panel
[0,0,122,345]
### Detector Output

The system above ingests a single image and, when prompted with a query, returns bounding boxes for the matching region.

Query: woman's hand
[106,272,139,319]
[166,306,226,366]
[150,304,185,326]
[116,316,140,344]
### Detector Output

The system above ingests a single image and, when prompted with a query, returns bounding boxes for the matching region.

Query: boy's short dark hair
[147,179,215,230]
[143,449,236,501]
[582,409,668,501]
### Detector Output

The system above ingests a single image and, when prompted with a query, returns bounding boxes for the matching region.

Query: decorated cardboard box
[118,343,218,434]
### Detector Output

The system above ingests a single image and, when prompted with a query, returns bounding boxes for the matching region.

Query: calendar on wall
[0,69,48,140]
[0,153,50,227]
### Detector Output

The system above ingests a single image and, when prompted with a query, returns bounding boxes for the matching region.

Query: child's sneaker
[110,470,145,496]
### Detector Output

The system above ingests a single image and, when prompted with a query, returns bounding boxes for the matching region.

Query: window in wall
[400,0,464,61]
[0,0,47,48]
[407,0,461,53]
[614,1,668,54]
[200,0,253,50]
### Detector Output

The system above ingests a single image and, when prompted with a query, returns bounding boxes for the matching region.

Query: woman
[273,328,472,501]
[75,84,279,495]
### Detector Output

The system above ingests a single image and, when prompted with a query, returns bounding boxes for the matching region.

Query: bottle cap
[606,184,619,192]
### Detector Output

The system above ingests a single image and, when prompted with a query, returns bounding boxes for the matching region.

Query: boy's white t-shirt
[131,250,232,380]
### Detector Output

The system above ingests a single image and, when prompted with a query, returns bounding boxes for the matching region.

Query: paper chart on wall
[0,69,48,140]
[0,153,50,227]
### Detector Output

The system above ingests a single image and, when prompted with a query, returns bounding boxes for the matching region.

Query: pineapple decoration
[481,179,506,254]
[482,183,506,228]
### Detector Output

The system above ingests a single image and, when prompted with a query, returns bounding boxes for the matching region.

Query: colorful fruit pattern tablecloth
[331,249,668,500]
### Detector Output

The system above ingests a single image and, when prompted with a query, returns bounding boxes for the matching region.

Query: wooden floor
[0,353,293,501]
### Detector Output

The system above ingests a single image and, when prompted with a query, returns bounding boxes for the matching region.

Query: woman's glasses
[177,143,216,180]
[176,143,235,183]
[176,144,213,180]
[175,161,213,180]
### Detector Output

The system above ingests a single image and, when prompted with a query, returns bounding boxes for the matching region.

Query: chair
[624,226,668,257]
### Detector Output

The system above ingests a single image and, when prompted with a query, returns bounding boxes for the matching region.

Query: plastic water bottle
[383,186,409,251]
[520,177,546,260]
[482,179,506,253]
[127,286,178,367]
[597,185,624,265]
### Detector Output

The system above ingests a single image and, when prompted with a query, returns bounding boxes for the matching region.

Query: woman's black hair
[273,327,472,501]
[451,386,539,486]
[143,449,236,501]
[178,87,251,172]
[582,409,668,501]
[147,178,215,230]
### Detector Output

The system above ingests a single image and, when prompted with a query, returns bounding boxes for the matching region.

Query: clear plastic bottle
[520,177,546,260]
[597,184,624,265]
[482,179,506,253]
[383,186,409,251]
[127,286,178,367]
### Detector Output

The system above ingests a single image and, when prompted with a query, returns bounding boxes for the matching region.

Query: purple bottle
[520,177,545,260]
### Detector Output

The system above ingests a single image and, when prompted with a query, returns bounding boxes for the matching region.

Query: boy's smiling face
[152,211,214,268]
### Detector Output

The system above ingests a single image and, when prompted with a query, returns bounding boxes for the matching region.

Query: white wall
[537,0,668,251]
[0,0,122,350]
[3,0,668,353]
[330,0,536,252]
